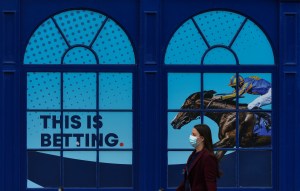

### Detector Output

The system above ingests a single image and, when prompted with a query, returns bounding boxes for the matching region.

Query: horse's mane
[187,90,216,100]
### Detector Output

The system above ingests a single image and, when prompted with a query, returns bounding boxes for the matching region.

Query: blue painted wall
[1,0,300,190]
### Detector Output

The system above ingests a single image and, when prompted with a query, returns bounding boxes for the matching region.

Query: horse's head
[171,90,216,129]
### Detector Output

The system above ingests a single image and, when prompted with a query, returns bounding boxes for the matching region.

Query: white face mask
[189,135,199,148]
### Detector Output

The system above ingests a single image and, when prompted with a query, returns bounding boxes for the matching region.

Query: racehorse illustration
[171,90,271,160]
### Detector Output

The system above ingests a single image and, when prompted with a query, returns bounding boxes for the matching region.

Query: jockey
[213,74,272,109]
[213,74,272,130]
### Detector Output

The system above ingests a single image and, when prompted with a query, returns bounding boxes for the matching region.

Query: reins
[205,99,214,109]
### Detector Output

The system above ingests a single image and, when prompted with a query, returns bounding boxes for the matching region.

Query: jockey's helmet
[228,74,244,87]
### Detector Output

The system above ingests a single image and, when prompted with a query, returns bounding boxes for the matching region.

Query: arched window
[166,10,274,188]
[165,11,274,65]
[25,10,136,188]
[24,10,135,65]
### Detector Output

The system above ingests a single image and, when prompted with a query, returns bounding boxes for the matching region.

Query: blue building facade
[0,0,299,190]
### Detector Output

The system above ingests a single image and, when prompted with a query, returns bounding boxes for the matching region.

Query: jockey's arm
[220,83,250,100]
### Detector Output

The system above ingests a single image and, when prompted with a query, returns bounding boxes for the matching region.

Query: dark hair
[194,124,222,177]
[194,124,214,153]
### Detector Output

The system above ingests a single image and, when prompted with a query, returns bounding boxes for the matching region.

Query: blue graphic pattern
[165,20,207,64]
[99,73,132,109]
[231,20,274,64]
[63,47,97,64]
[63,73,96,109]
[24,10,135,64]
[53,10,106,46]
[27,73,61,109]
[193,11,245,46]
[203,47,236,65]
[165,11,274,65]
[24,19,68,64]
[92,19,135,64]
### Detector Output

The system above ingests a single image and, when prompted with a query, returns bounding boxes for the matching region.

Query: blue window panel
[203,116,223,145]
[92,19,135,64]
[204,112,237,150]
[63,151,97,188]
[98,112,132,149]
[232,20,274,65]
[165,19,207,64]
[24,10,135,65]
[53,10,106,46]
[99,151,132,165]
[168,112,200,149]
[217,151,237,187]
[204,73,236,109]
[193,11,245,46]
[63,47,97,64]
[27,112,61,149]
[99,73,132,109]
[63,73,96,109]
[203,47,237,65]
[27,180,43,188]
[27,72,60,109]
[24,18,69,64]
[165,11,274,65]
[239,151,272,187]
[99,151,132,187]
[168,73,200,109]
[27,151,61,188]
[239,73,272,110]
[168,151,191,187]
[62,112,97,149]
[239,112,272,148]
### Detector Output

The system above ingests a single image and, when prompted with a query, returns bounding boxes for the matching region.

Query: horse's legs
[214,131,236,148]
[239,113,256,147]
[239,113,254,135]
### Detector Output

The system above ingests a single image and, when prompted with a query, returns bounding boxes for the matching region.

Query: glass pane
[99,73,132,109]
[204,112,237,151]
[217,150,237,187]
[203,47,237,65]
[168,73,201,110]
[99,151,132,187]
[24,10,135,65]
[239,151,272,187]
[204,73,236,109]
[63,151,97,187]
[62,112,97,149]
[168,151,191,187]
[238,112,272,148]
[168,112,201,148]
[63,47,98,64]
[164,19,207,65]
[27,112,61,149]
[232,20,274,65]
[92,19,135,64]
[63,73,96,109]
[203,116,220,147]
[164,11,274,65]
[27,72,61,109]
[99,112,132,149]
[27,151,60,188]
[23,18,68,64]
[239,73,272,110]
[193,11,245,47]
[53,10,107,47]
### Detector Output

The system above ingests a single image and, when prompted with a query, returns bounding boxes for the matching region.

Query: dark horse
[171,90,271,160]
